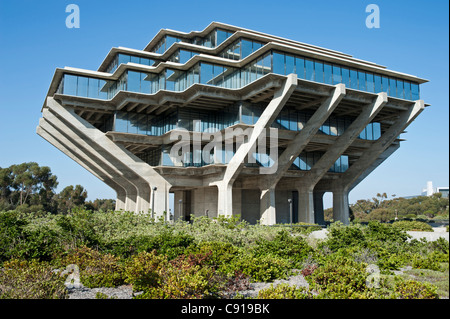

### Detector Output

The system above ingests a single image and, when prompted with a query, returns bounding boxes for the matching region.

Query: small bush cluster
[0,210,448,299]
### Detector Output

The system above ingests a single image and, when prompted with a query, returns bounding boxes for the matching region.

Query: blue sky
[0,0,448,208]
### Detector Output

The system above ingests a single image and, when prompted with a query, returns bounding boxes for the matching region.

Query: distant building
[421,181,449,198]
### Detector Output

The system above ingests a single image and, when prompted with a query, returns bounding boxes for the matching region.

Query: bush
[323,222,366,251]
[392,221,433,232]
[0,259,66,299]
[56,246,125,288]
[394,280,438,299]
[257,283,315,299]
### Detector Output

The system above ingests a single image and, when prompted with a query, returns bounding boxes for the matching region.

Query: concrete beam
[211,74,298,217]
[37,124,127,210]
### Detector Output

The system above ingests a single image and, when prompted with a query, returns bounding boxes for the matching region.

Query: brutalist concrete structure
[37,22,428,225]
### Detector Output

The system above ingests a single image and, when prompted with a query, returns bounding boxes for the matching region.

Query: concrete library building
[37,22,427,225]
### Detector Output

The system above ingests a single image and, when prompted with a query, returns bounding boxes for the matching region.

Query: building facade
[37,22,428,225]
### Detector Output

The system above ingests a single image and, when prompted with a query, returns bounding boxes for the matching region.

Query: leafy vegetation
[0,208,447,299]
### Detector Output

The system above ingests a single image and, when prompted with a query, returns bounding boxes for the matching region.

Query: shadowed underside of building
[37,22,428,225]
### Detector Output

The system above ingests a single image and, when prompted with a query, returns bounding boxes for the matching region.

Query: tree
[56,185,88,214]
[0,162,58,212]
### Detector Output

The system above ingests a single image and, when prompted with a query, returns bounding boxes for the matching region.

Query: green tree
[57,185,88,214]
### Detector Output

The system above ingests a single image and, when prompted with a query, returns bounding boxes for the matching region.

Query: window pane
[77,76,88,97]
[200,63,214,85]
[127,71,141,92]
[373,122,381,139]
[366,123,373,140]
[411,83,420,100]
[118,54,130,65]
[332,65,341,85]
[216,29,228,46]
[324,63,332,84]
[115,112,128,133]
[404,81,411,100]
[88,78,99,98]
[63,74,77,95]
[350,70,358,89]
[295,57,305,79]
[241,104,252,124]
[305,59,314,81]
[366,73,374,92]
[241,40,253,59]
[396,80,404,99]
[273,52,285,75]
[286,54,295,75]
[315,61,324,83]
[381,76,389,93]
[341,68,350,87]
[358,71,366,91]
[388,78,396,97]
[130,55,140,64]
[374,75,382,93]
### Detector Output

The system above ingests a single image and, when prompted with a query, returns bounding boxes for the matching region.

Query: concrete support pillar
[260,187,276,225]
[313,191,325,226]
[297,187,315,224]
[217,183,233,217]
[333,188,350,225]
[151,184,170,219]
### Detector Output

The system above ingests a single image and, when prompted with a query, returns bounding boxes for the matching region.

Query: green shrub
[323,222,366,251]
[394,280,438,299]
[124,250,166,291]
[251,230,313,267]
[0,259,67,299]
[257,283,315,299]
[56,246,125,288]
[219,252,290,282]
[392,220,433,232]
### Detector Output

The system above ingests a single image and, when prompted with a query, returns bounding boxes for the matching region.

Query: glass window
[359,126,367,139]
[388,78,396,97]
[216,29,229,46]
[358,71,366,91]
[396,80,404,99]
[411,83,420,100]
[374,75,382,93]
[337,118,345,136]
[179,50,193,64]
[324,63,332,84]
[280,109,289,130]
[273,52,285,75]
[299,154,307,170]
[200,63,214,85]
[241,40,253,59]
[295,57,305,79]
[241,104,252,124]
[130,56,140,64]
[64,74,77,96]
[350,69,358,89]
[329,118,338,136]
[381,77,389,93]
[115,112,128,133]
[341,68,350,87]
[127,71,141,92]
[286,54,295,75]
[373,122,381,139]
[87,78,99,98]
[366,73,374,92]
[140,73,150,93]
[253,41,263,51]
[315,61,324,83]
[366,123,373,140]
[404,81,411,100]
[77,76,88,97]
[165,36,180,50]
[305,59,314,81]
[332,65,341,85]
[118,54,130,65]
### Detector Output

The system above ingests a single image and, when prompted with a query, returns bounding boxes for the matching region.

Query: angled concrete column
[260,187,276,225]
[333,188,350,225]
[46,97,171,215]
[264,84,346,189]
[40,111,139,212]
[313,191,325,226]
[37,124,127,211]
[330,100,425,224]
[212,74,298,216]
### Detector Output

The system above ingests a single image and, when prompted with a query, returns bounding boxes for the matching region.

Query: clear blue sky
[0,0,448,208]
